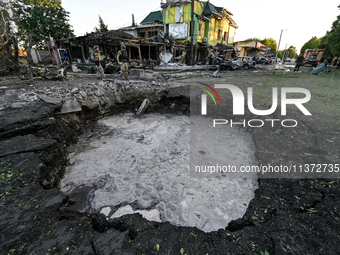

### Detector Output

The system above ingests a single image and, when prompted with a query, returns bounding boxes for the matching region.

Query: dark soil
[1,72,340,255]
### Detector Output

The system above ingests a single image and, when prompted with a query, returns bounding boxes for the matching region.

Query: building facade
[161,0,237,47]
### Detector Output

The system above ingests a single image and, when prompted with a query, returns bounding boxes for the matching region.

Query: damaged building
[50,29,172,72]
[48,0,239,71]
[161,0,238,61]
[233,40,268,57]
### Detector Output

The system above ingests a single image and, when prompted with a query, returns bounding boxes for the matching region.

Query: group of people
[328,56,339,66]
[60,45,129,80]
[93,45,129,80]
[294,54,340,71]
[92,44,129,80]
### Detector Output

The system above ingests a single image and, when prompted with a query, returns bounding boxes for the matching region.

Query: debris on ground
[309,63,326,75]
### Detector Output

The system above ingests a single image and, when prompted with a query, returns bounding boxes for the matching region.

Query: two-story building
[161,0,238,62]
[119,11,164,39]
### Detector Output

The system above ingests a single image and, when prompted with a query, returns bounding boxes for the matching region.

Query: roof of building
[141,11,163,24]
[202,2,222,18]
[215,7,223,13]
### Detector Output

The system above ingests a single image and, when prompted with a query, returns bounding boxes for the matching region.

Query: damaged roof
[141,11,163,24]
[73,30,135,41]
[202,2,222,19]
[215,6,233,16]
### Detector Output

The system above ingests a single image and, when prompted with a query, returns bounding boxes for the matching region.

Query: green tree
[12,0,74,48]
[261,38,277,54]
[277,50,284,59]
[319,32,332,58]
[287,45,297,58]
[0,1,21,77]
[246,37,277,54]
[300,36,321,54]
[94,15,108,33]
[325,4,340,56]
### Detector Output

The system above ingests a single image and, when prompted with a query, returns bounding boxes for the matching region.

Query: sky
[61,0,340,53]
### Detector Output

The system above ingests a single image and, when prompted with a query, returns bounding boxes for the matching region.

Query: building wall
[162,1,204,43]
[162,1,236,47]
[206,17,230,46]
[121,30,138,37]
[137,27,162,38]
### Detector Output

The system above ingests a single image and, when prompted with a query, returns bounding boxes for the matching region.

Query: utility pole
[273,29,287,75]
[190,0,194,65]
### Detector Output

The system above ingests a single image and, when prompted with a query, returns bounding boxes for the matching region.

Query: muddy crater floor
[61,113,258,233]
[1,72,340,254]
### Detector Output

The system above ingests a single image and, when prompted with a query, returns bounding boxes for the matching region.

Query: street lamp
[273,29,287,75]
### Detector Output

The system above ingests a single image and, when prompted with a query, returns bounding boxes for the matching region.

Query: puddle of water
[60,113,258,232]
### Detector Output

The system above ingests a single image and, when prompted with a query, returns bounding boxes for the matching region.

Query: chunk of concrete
[140,73,159,81]
[136,99,150,116]
[59,97,82,114]
[0,134,57,157]
[71,88,79,94]
[4,94,18,103]
[38,95,62,106]
[100,207,112,217]
[110,205,161,222]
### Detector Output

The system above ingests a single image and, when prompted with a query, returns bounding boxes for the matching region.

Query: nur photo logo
[193,83,312,128]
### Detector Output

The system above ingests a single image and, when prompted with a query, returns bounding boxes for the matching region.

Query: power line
[112,6,161,29]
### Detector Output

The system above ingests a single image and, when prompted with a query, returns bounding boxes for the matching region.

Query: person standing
[332,56,338,66]
[93,45,104,79]
[61,50,69,66]
[208,51,214,65]
[294,54,304,72]
[117,45,129,80]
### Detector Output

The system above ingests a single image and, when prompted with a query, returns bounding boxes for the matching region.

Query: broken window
[175,6,183,23]
[224,31,228,41]
[129,46,139,60]
[139,32,146,38]
[141,45,157,60]
[218,29,223,40]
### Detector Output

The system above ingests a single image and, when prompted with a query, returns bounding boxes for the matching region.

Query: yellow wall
[196,21,206,43]
[163,1,235,46]
[164,3,190,24]
[208,17,230,46]
[163,1,205,43]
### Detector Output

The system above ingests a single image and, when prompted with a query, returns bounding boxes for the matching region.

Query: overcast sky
[61,0,340,52]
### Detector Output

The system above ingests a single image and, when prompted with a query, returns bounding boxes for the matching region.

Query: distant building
[138,11,164,38]
[233,40,267,57]
[119,11,164,39]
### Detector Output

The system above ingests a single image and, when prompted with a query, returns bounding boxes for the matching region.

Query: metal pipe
[190,0,194,65]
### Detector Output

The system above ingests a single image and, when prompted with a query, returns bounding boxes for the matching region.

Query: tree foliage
[286,45,297,58]
[300,36,321,54]
[0,1,21,77]
[246,37,277,54]
[261,38,277,54]
[325,4,340,56]
[12,0,74,48]
[300,5,340,57]
[94,15,108,33]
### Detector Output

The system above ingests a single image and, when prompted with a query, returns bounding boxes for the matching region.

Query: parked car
[231,56,254,69]
[256,57,270,64]
[283,57,291,62]
[271,57,281,63]
[217,58,232,70]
